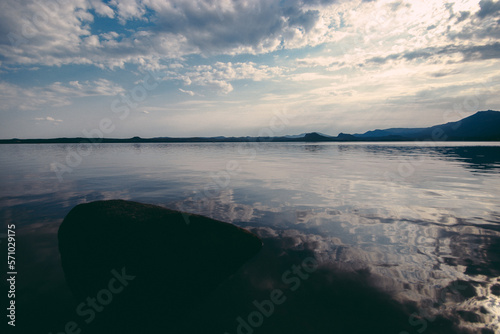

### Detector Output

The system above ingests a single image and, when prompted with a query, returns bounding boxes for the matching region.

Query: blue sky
[1,0,500,138]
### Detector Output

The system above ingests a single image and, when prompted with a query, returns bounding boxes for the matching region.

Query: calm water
[1,142,500,333]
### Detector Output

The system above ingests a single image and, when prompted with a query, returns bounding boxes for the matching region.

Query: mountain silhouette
[1,110,499,143]
[354,110,500,141]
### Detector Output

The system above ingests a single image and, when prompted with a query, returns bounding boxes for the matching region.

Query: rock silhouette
[58,200,262,333]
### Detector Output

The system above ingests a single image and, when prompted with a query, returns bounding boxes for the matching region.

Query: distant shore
[2,135,500,144]
[3,110,500,143]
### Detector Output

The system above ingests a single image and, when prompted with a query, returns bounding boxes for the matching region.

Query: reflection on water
[1,142,500,333]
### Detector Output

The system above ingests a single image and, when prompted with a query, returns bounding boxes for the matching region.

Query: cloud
[0,0,173,69]
[476,0,500,18]
[179,88,195,96]
[145,0,335,55]
[427,69,462,78]
[34,116,63,124]
[365,43,500,65]
[89,0,116,18]
[177,61,284,94]
[455,11,471,23]
[1,0,500,139]
[0,79,125,111]
[0,0,341,69]
[0,0,498,74]
[109,0,145,23]
[62,79,125,96]
[296,56,338,67]
[290,72,333,81]
[0,0,94,66]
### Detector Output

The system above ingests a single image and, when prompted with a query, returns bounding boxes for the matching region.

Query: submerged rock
[58,200,262,333]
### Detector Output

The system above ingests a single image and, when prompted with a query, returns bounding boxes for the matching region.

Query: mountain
[303,132,333,141]
[283,133,307,139]
[1,110,499,143]
[354,128,426,138]
[416,110,500,140]
[353,110,500,141]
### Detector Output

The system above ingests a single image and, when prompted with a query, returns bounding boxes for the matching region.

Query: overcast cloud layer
[1,0,499,138]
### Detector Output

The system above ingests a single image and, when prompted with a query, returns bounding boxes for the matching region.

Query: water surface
[1,142,500,333]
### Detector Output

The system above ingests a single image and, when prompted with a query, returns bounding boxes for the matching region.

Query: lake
[1,142,500,334]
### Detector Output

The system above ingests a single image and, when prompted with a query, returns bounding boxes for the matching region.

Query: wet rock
[490,284,500,296]
[58,200,262,333]
[457,310,481,323]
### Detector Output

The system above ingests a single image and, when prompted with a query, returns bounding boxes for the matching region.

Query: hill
[353,110,500,141]
[1,110,499,143]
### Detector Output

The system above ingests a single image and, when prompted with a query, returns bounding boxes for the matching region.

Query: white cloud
[34,116,63,124]
[84,35,101,48]
[297,56,338,67]
[47,79,125,97]
[0,0,498,72]
[1,0,500,138]
[0,0,343,69]
[290,72,334,81]
[0,79,125,111]
[179,88,195,96]
[100,31,119,40]
[177,61,284,94]
[89,0,116,18]
[110,0,146,23]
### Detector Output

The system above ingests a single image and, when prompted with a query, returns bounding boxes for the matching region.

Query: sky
[0,0,499,139]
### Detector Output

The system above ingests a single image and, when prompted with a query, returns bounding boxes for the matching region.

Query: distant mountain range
[352,110,500,141]
[2,110,500,144]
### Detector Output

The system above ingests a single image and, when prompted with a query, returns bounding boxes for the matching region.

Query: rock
[58,200,262,333]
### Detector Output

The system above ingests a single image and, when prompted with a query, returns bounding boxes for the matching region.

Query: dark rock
[454,280,477,299]
[457,310,481,323]
[58,200,262,333]
[491,284,500,296]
